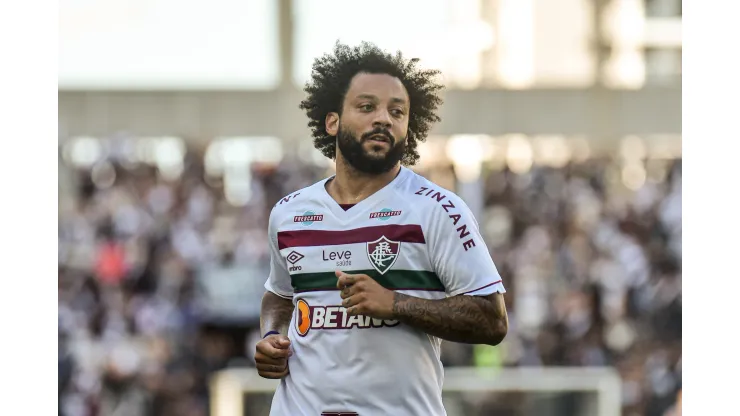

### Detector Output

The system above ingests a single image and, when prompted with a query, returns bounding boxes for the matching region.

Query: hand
[254,334,292,379]
[336,270,395,320]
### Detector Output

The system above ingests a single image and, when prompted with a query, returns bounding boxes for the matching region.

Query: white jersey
[264,167,506,416]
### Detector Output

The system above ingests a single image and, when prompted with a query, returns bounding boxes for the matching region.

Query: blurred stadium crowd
[58,145,681,416]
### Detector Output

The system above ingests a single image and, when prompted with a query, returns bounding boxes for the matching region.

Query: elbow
[485,318,508,346]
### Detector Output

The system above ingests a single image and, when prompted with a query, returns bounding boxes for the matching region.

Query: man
[255,41,508,416]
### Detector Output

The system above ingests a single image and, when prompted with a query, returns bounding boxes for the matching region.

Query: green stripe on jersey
[291,269,445,293]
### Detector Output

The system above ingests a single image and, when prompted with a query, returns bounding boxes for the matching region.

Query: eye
[359,104,374,112]
[391,109,405,117]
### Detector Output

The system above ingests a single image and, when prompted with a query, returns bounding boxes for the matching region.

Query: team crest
[366,236,401,275]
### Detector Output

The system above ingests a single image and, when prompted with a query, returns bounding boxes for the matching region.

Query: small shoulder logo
[369,208,402,221]
[294,210,323,225]
[286,251,304,272]
[366,236,401,275]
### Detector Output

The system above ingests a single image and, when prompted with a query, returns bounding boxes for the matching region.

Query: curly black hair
[299,41,444,166]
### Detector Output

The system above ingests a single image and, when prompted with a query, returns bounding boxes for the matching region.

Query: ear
[325,112,339,136]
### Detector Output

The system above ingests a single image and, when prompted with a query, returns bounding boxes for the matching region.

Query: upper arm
[479,292,509,342]
[481,292,508,320]
[264,209,294,299]
[464,292,508,343]
[454,292,508,320]
[425,194,506,297]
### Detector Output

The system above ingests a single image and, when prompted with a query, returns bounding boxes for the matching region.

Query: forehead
[345,73,409,103]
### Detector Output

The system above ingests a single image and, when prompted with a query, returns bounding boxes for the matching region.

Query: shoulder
[269,178,329,223]
[394,167,471,218]
[397,169,485,254]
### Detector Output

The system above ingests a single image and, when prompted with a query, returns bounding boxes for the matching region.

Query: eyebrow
[355,94,408,105]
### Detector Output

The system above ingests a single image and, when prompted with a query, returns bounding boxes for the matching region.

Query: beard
[336,125,406,175]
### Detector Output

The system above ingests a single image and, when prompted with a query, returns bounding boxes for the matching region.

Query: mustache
[360,129,395,146]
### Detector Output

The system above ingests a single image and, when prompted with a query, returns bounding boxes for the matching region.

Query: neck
[327,153,401,204]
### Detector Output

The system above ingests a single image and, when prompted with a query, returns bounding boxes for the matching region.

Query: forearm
[260,291,294,336]
[392,292,508,345]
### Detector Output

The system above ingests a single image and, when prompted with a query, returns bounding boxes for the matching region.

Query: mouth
[366,134,392,145]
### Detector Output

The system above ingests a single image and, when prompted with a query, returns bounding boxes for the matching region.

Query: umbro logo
[286,251,304,272]
[287,251,304,264]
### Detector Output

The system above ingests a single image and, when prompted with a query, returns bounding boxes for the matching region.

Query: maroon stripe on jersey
[277,224,425,250]
[461,280,503,295]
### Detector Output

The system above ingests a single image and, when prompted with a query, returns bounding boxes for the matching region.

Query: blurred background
[58,0,681,415]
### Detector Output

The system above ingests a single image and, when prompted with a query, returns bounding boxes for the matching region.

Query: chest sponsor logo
[323,249,352,267]
[286,251,304,272]
[295,299,399,337]
[294,210,323,225]
[366,236,400,275]
[369,208,402,221]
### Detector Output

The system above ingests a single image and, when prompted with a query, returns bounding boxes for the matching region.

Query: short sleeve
[426,195,506,297]
[263,209,293,299]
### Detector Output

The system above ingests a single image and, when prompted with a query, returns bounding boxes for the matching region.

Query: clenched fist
[254,334,292,379]
[336,270,395,319]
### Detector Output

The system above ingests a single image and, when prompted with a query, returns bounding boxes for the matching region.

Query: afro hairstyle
[299,41,444,166]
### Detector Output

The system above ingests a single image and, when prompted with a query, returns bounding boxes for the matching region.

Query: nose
[372,109,393,129]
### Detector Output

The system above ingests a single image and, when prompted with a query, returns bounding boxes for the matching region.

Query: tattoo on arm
[260,291,295,336]
[392,292,508,345]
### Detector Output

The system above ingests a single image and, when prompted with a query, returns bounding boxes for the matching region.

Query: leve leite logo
[295,299,399,337]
